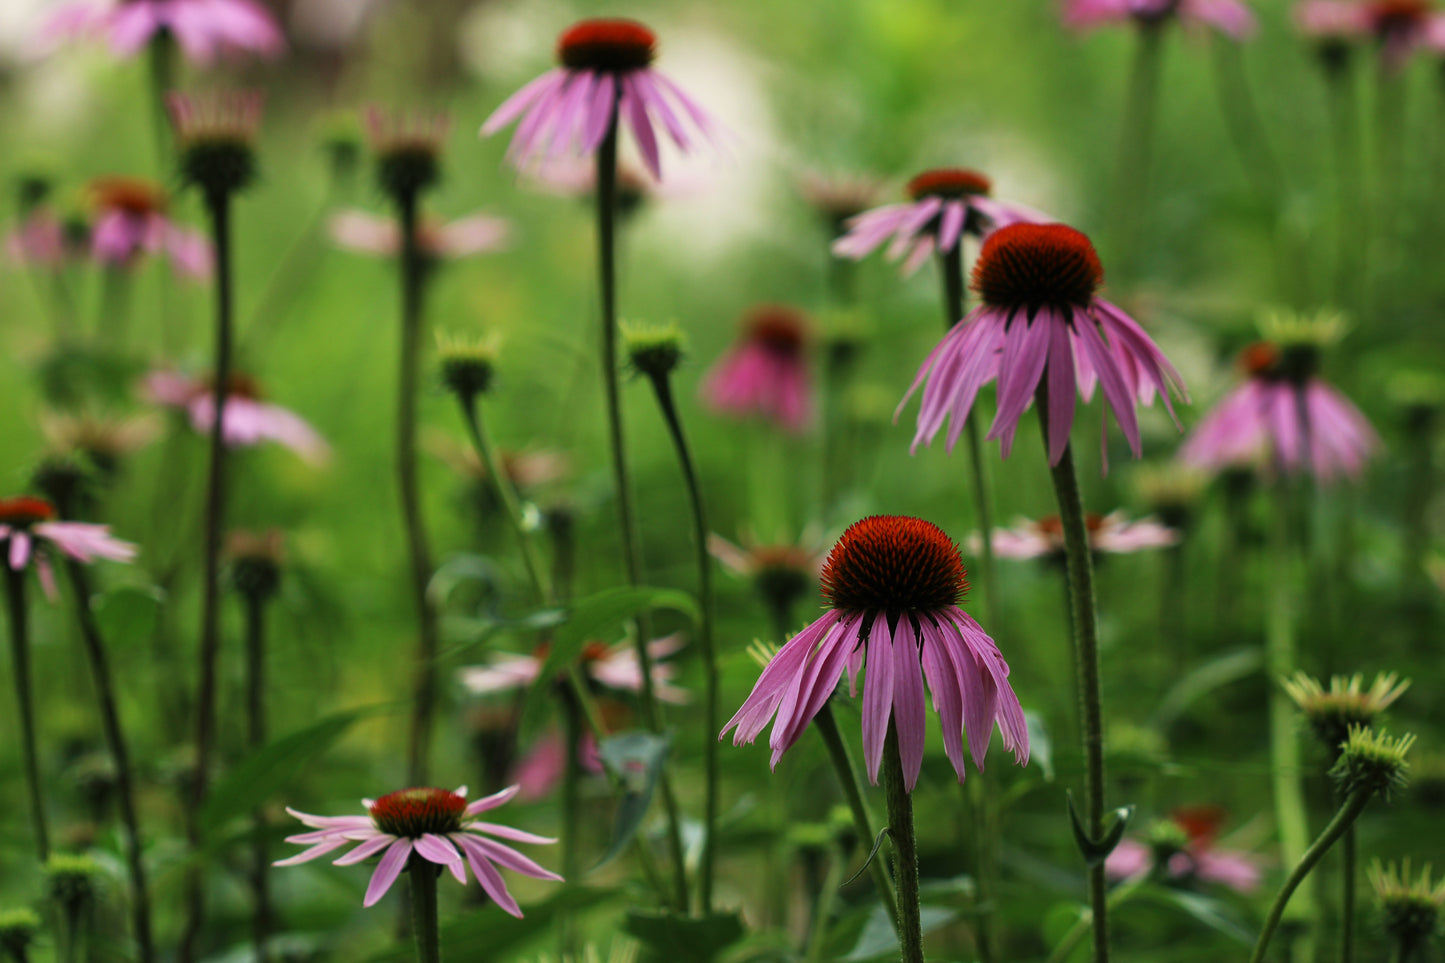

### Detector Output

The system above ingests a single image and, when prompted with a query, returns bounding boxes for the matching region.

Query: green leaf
[521,585,698,725]
[1138,886,1253,944]
[364,887,617,961]
[1151,648,1263,731]
[839,904,956,962]
[623,910,746,962]
[1025,710,1055,782]
[200,704,389,832]
[91,585,164,648]
[1067,794,1134,867]
[593,730,673,869]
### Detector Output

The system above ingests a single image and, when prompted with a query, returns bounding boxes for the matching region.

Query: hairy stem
[882,721,924,963]
[3,566,48,862]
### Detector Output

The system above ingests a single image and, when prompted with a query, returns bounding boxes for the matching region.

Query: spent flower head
[45,853,100,911]
[1369,859,1445,950]
[365,108,450,200]
[0,907,40,960]
[623,322,687,380]
[167,90,264,198]
[1332,726,1415,799]
[1284,671,1410,763]
[436,331,499,402]
[227,529,284,602]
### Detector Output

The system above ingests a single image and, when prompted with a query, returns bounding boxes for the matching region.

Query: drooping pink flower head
[979,510,1180,561]
[722,515,1029,792]
[1366,0,1445,68]
[460,635,688,706]
[1063,0,1258,38]
[143,370,329,463]
[1179,340,1380,482]
[39,0,285,64]
[480,18,723,180]
[899,223,1188,468]
[1105,805,1263,894]
[0,496,136,600]
[329,209,511,262]
[275,785,561,913]
[700,305,815,434]
[833,168,1049,277]
[87,177,211,278]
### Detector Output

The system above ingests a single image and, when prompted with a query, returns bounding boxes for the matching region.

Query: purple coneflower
[40,0,284,63]
[700,305,815,434]
[980,511,1180,560]
[832,168,1046,277]
[1063,0,1258,37]
[899,222,1187,466]
[722,515,1028,791]
[88,177,210,278]
[329,209,511,261]
[480,17,722,179]
[0,496,135,599]
[1178,341,1380,481]
[1105,805,1263,894]
[144,370,329,462]
[275,785,561,913]
[460,635,688,705]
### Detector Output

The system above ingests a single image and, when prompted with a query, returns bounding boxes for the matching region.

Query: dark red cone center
[369,787,466,838]
[820,516,968,613]
[0,496,57,528]
[558,19,657,70]
[906,168,992,200]
[745,305,809,356]
[972,223,1103,310]
[90,177,167,216]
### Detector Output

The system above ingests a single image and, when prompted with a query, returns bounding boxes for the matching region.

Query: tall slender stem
[881,721,924,963]
[1325,63,1363,311]
[396,187,441,788]
[3,566,48,861]
[814,702,899,933]
[244,592,271,963]
[456,397,550,602]
[558,688,583,956]
[1249,787,1373,963]
[594,105,688,912]
[1341,823,1356,963]
[642,370,720,912]
[180,188,234,963]
[1112,24,1165,273]
[65,562,154,963]
[409,860,441,963]
[1038,395,1109,963]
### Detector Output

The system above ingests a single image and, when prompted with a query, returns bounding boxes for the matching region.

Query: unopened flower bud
[1332,726,1415,800]
[0,907,41,960]
[1284,672,1410,765]
[365,107,448,200]
[436,331,497,401]
[168,91,264,199]
[45,853,100,914]
[623,323,686,380]
[227,529,285,602]
[1369,859,1445,954]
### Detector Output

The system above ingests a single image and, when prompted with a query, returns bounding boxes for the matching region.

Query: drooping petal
[454,835,523,917]
[362,839,413,907]
[890,618,928,791]
[464,835,564,881]
[331,834,396,866]
[272,838,351,866]
[918,617,968,782]
[860,614,896,783]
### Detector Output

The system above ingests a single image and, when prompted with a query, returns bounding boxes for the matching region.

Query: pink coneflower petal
[483,70,568,136]
[465,785,521,816]
[455,835,523,917]
[416,833,462,864]
[9,533,32,570]
[860,615,896,782]
[621,73,662,178]
[918,619,967,778]
[891,617,929,791]
[468,823,557,846]
[331,834,394,865]
[468,837,565,881]
[273,838,352,866]
[363,839,413,907]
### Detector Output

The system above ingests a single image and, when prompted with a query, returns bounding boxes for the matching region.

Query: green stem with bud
[3,566,48,862]
[409,860,442,963]
[640,366,720,913]
[882,720,924,963]
[64,561,154,963]
[594,101,688,912]
[1249,786,1373,963]
[814,702,900,934]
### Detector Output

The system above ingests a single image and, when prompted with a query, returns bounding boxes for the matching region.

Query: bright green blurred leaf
[91,585,164,648]
[1025,710,1054,781]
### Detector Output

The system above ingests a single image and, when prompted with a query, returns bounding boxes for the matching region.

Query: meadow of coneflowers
[1,0,1443,961]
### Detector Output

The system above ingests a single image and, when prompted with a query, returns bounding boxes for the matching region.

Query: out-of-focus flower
[512,727,604,801]
[430,435,570,493]
[1369,859,1445,954]
[722,515,1029,791]
[977,511,1180,561]
[1106,805,1264,893]
[0,907,41,960]
[1063,0,1258,38]
[700,304,815,434]
[227,529,284,602]
[329,209,511,261]
[460,636,688,705]
[799,170,885,239]
[363,108,450,200]
[833,168,1048,277]
[5,207,84,270]
[899,223,1187,467]
[1296,1,1445,70]
[1179,335,1380,482]
[481,17,724,180]
[708,531,824,624]
[0,495,135,600]
[87,177,210,278]
[1133,461,1210,529]
[275,785,561,913]
[524,157,660,218]
[1284,672,1410,764]
[143,370,329,462]
[167,90,264,198]
[39,0,285,64]
[40,410,161,475]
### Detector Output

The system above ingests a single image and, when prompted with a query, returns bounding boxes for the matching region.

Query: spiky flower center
[820,516,967,613]
[1239,341,1281,376]
[90,177,166,216]
[369,787,466,838]
[972,223,1103,310]
[558,19,657,70]
[906,168,992,201]
[0,496,57,528]
[745,306,808,356]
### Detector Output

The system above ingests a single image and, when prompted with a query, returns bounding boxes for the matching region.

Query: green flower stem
[1324,62,1364,310]
[881,720,924,963]
[814,701,899,933]
[1249,786,1374,963]
[64,562,154,963]
[1112,23,1165,273]
[1342,822,1356,963]
[1038,393,1110,963]
[595,105,688,913]
[409,860,442,963]
[244,591,272,963]
[1044,872,1148,963]
[396,186,442,788]
[641,368,720,913]
[938,243,1000,963]
[180,187,234,963]
[456,395,551,604]
[2,566,48,862]
[559,688,583,956]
